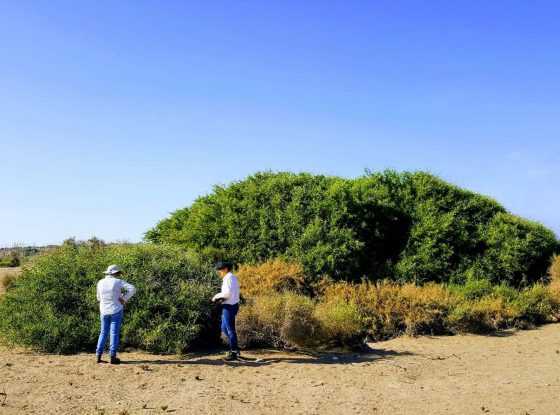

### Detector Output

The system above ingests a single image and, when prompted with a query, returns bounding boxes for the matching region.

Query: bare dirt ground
[1,324,559,415]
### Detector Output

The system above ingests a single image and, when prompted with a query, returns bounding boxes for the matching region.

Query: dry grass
[0,267,20,295]
[237,292,319,349]
[237,259,306,297]
[319,281,457,339]
[549,255,560,293]
[236,259,560,349]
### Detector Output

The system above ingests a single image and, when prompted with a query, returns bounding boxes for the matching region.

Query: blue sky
[1,1,559,246]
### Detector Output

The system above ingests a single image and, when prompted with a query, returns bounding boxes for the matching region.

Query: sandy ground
[1,325,560,415]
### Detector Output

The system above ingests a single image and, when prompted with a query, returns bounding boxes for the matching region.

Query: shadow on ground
[119,348,414,367]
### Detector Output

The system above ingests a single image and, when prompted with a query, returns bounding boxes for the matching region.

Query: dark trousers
[221,303,239,352]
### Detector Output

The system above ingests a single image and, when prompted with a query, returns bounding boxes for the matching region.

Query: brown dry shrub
[548,255,560,294]
[396,283,457,335]
[236,292,319,349]
[237,259,306,297]
[235,259,560,350]
[0,267,21,294]
[447,296,517,333]
[320,281,456,340]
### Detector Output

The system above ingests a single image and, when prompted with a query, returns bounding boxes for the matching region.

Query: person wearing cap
[95,264,136,364]
[212,261,241,361]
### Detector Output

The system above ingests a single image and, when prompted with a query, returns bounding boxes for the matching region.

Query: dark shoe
[224,351,238,361]
[110,356,121,365]
[96,354,102,364]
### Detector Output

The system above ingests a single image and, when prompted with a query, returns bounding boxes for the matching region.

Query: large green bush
[0,243,220,354]
[146,171,559,286]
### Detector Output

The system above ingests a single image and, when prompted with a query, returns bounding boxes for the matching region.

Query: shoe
[224,351,238,361]
[96,354,102,364]
[110,356,121,365]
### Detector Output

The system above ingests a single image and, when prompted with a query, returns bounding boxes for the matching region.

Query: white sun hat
[103,264,122,275]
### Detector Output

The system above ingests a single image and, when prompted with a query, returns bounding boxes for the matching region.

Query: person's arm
[120,280,136,303]
[212,276,232,302]
[96,282,101,301]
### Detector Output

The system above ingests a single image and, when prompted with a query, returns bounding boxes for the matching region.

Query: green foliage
[448,278,494,300]
[2,246,560,354]
[146,170,558,286]
[0,243,220,354]
[0,252,20,267]
[512,284,560,326]
[238,267,560,350]
[477,214,559,285]
[314,298,365,347]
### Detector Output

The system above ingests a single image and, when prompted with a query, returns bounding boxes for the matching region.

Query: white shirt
[96,276,136,315]
[213,272,240,305]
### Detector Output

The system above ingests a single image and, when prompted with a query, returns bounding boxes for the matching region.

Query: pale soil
[1,324,560,415]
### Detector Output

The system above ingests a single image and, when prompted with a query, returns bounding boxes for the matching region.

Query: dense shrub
[146,171,558,286]
[0,253,20,267]
[236,276,560,349]
[320,281,456,340]
[512,284,560,326]
[0,243,220,354]
[314,297,365,347]
[236,292,320,349]
[2,250,560,353]
[236,259,306,297]
[549,255,560,285]
[0,267,21,294]
[447,297,514,333]
[473,214,559,285]
[448,278,494,300]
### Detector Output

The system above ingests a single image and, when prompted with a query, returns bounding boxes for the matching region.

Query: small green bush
[449,278,493,300]
[314,299,365,347]
[0,254,20,267]
[512,284,560,326]
[447,297,514,333]
[0,243,219,354]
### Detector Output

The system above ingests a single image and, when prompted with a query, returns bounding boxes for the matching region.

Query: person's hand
[119,297,126,305]
[212,294,221,303]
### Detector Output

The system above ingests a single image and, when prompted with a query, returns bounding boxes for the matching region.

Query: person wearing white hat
[95,264,136,364]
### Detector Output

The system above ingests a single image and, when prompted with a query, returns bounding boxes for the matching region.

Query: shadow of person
[118,348,413,367]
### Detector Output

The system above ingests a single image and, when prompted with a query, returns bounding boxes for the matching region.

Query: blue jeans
[221,303,239,352]
[96,310,124,357]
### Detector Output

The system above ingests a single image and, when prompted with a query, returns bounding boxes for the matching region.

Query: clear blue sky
[1,1,559,246]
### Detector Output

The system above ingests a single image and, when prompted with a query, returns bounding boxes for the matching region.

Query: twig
[0,388,7,406]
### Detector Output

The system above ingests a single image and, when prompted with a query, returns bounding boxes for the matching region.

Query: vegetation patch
[146,171,558,287]
[0,267,21,295]
[0,243,219,354]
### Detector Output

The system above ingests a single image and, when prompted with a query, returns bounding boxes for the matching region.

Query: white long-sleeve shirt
[96,276,136,315]
[213,272,240,305]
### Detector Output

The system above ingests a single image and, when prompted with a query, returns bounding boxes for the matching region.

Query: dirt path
[1,324,560,415]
